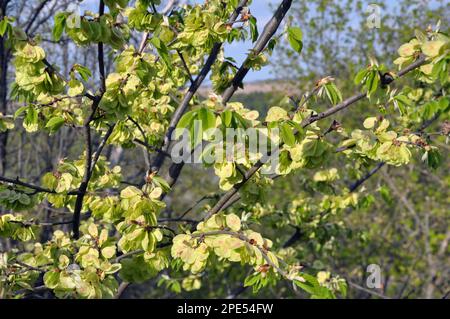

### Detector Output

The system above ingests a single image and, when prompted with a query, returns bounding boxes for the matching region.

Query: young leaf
[151,37,172,70]
[23,107,39,133]
[52,13,68,41]
[233,113,250,129]
[174,110,197,139]
[287,27,303,54]
[426,149,442,169]
[366,71,380,97]
[393,94,412,115]
[177,111,197,130]
[45,116,65,133]
[73,64,92,82]
[198,108,216,132]
[249,16,259,43]
[280,123,296,147]
[221,109,233,127]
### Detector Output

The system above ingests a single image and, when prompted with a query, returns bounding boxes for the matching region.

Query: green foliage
[287,26,303,54]
[0,0,448,300]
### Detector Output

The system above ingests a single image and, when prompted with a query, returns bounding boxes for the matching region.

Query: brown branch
[72,126,92,239]
[115,282,131,299]
[291,85,321,113]
[349,162,386,192]
[347,281,392,299]
[115,242,173,263]
[115,250,144,263]
[14,260,50,273]
[177,50,194,85]
[0,175,54,194]
[134,139,171,158]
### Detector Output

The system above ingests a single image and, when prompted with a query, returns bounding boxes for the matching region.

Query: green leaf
[152,176,171,192]
[438,97,449,113]
[23,107,39,133]
[280,123,296,147]
[287,27,303,54]
[426,149,442,170]
[366,71,380,97]
[324,83,342,105]
[0,18,9,37]
[14,106,28,120]
[422,101,439,120]
[249,16,259,43]
[190,119,203,148]
[45,116,65,133]
[294,273,325,298]
[43,271,60,289]
[198,108,216,132]
[175,110,197,139]
[244,273,260,287]
[221,110,233,127]
[393,94,412,116]
[73,64,92,82]
[67,79,84,97]
[52,13,67,41]
[294,280,317,296]
[267,38,278,53]
[233,113,250,129]
[151,37,172,70]
[338,281,348,298]
[354,69,368,85]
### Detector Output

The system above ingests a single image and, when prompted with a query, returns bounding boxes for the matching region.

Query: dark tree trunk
[0,0,10,175]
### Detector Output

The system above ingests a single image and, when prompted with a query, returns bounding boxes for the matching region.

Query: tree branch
[349,162,386,192]
[25,0,50,35]
[98,0,106,93]
[0,175,78,195]
[148,0,249,176]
